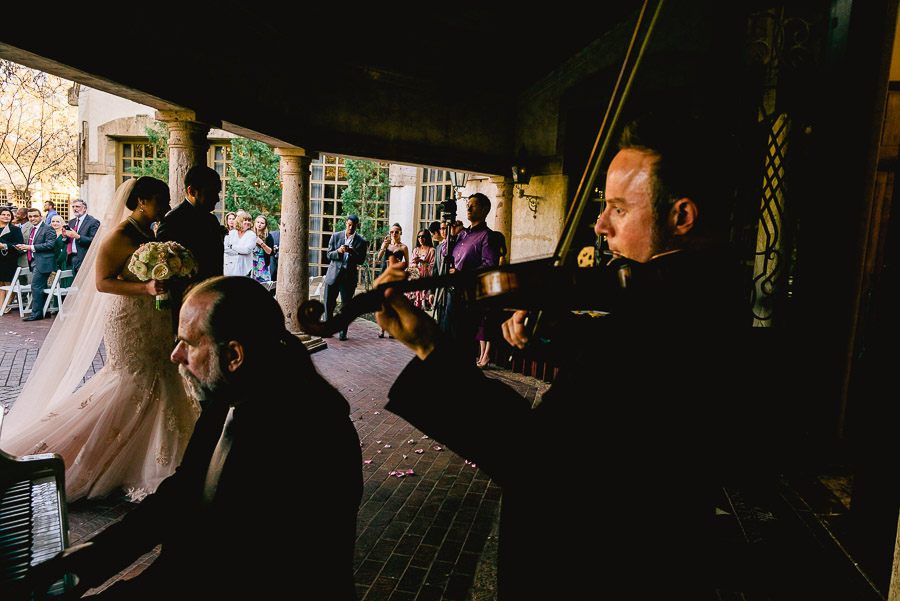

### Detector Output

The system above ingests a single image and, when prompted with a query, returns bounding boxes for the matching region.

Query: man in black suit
[269,220,281,281]
[324,214,368,341]
[61,198,101,276]
[28,276,362,600]
[156,165,224,323]
[15,208,57,321]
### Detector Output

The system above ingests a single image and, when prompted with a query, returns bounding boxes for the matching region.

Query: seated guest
[27,276,362,600]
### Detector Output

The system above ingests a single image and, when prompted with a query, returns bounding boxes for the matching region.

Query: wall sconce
[517,186,540,219]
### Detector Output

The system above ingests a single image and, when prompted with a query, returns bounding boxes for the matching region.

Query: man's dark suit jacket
[387,249,746,599]
[155,199,224,319]
[324,230,367,286]
[26,222,58,317]
[77,338,362,600]
[270,229,280,280]
[66,213,100,274]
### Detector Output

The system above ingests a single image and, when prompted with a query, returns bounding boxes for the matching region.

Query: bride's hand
[146,280,167,296]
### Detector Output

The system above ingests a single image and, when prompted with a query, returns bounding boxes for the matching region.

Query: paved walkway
[0,310,549,600]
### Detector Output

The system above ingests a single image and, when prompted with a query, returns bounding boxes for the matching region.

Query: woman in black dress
[0,206,24,313]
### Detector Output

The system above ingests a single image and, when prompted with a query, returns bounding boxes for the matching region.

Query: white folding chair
[0,266,32,317]
[43,270,74,318]
[309,276,325,301]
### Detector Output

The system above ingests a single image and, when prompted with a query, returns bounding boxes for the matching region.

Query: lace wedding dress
[0,179,200,502]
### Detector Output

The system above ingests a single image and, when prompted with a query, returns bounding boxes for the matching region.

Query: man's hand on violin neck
[374,262,438,360]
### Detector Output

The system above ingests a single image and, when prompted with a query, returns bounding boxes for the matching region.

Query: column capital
[274,146,309,158]
[154,110,209,126]
[489,175,515,189]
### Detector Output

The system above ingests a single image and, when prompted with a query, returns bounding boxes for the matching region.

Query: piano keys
[0,410,73,597]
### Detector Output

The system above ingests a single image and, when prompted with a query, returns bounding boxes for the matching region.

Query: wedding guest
[376,223,408,338]
[222,211,236,239]
[13,206,28,226]
[224,210,256,277]
[0,206,24,313]
[43,199,59,225]
[48,215,73,290]
[16,207,32,269]
[251,215,274,283]
[270,220,281,281]
[439,194,502,361]
[62,198,101,276]
[410,229,435,309]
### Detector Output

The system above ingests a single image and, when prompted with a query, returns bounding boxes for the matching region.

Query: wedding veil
[1,178,136,442]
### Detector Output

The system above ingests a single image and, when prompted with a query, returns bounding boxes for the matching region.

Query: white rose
[131,260,149,280]
[151,264,170,280]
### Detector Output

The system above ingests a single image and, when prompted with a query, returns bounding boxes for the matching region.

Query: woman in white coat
[224,210,256,277]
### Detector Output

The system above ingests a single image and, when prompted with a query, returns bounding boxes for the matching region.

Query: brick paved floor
[0,310,548,600]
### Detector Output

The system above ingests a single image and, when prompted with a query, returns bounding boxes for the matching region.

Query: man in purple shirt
[439,193,502,342]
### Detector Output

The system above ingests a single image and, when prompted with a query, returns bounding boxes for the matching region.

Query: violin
[296,0,665,338]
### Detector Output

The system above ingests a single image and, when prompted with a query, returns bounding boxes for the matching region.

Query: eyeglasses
[417,235,426,238]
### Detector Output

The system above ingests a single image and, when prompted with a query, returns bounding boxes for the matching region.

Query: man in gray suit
[62,199,101,275]
[15,208,57,320]
[323,214,368,341]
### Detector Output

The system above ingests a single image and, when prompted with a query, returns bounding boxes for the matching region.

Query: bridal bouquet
[128,241,197,310]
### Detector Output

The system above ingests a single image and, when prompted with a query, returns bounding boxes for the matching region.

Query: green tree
[339,159,389,248]
[225,137,281,230]
[127,121,169,182]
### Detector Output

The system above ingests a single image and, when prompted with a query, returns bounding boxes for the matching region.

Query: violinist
[374,115,742,598]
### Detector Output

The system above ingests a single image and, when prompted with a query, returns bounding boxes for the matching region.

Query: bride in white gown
[0,177,200,502]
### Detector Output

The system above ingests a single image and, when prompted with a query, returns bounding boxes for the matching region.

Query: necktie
[203,406,235,504]
[27,225,37,262]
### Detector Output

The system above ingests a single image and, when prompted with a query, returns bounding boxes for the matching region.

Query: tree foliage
[0,60,77,196]
[225,137,281,230]
[340,159,389,247]
[128,121,169,182]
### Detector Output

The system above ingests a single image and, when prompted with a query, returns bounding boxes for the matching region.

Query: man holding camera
[324,214,368,341]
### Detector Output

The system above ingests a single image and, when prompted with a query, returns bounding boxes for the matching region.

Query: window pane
[311,183,323,198]
[311,165,324,180]
[322,233,331,248]
[324,184,335,199]
[338,167,347,180]
[310,199,322,215]
[323,201,334,216]
[215,146,223,161]
[310,216,321,231]
[325,166,336,180]
[323,217,333,232]
[122,144,132,158]
[310,233,321,248]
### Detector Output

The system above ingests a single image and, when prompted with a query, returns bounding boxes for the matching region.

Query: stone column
[275,148,323,348]
[155,110,210,205]
[490,176,514,262]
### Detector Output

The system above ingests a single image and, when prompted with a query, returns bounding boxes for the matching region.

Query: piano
[0,409,73,598]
